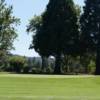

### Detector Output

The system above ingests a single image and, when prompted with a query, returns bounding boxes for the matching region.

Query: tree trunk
[95,47,100,75]
[95,25,100,75]
[41,56,48,73]
[84,66,88,74]
[54,53,62,74]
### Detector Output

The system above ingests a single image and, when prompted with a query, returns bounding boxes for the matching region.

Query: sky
[5,0,84,57]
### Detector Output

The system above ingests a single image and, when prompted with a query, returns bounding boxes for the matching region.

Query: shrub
[8,56,27,73]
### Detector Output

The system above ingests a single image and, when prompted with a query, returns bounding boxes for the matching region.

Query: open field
[0,74,100,100]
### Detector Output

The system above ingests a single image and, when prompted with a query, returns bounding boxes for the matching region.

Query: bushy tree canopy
[0,0,20,51]
[27,0,80,74]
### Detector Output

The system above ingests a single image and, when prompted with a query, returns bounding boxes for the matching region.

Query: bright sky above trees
[6,0,84,57]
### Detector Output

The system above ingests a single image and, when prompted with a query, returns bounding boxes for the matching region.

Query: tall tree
[27,0,79,74]
[27,15,49,72]
[0,0,20,68]
[0,0,20,51]
[80,0,100,75]
[40,0,79,74]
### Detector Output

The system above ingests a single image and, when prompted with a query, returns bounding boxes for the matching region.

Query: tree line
[27,0,100,75]
[0,0,100,75]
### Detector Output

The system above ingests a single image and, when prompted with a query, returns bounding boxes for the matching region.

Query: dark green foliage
[27,0,80,74]
[27,15,43,54]
[80,0,100,75]
[41,0,79,55]
[80,0,97,53]
[39,0,79,74]
[27,15,49,73]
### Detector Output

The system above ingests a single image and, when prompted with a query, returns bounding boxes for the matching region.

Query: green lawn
[0,74,100,100]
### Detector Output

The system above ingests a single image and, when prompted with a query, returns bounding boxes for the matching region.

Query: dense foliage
[0,0,20,51]
[8,56,27,73]
[80,0,100,75]
[27,0,80,74]
[0,0,20,69]
[1,0,100,74]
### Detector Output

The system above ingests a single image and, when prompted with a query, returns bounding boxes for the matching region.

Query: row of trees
[0,0,100,75]
[27,0,100,75]
[1,55,95,74]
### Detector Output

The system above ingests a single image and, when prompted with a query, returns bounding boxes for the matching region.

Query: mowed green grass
[0,74,100,100]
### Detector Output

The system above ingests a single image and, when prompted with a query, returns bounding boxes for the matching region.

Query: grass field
[0,74,100,100]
